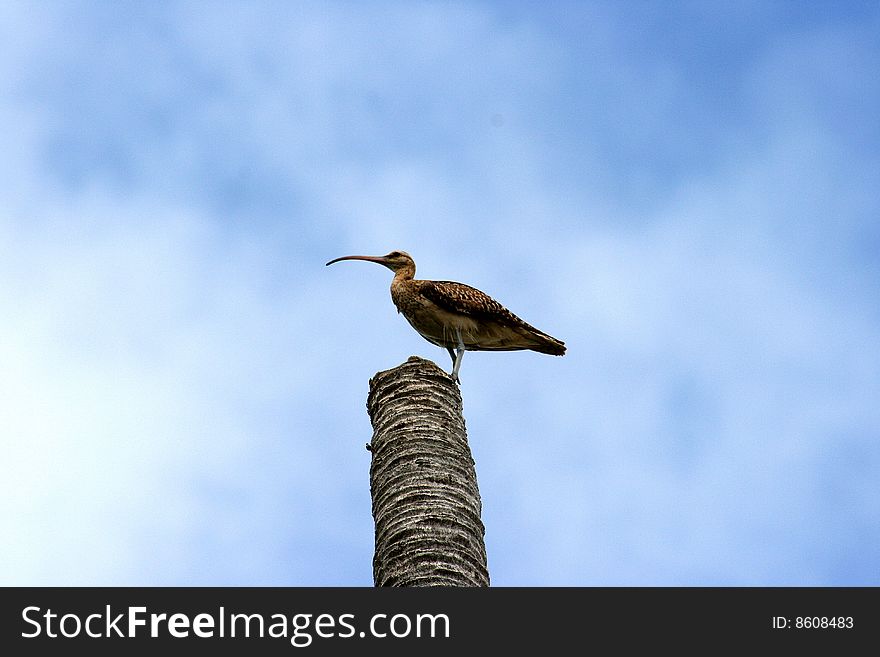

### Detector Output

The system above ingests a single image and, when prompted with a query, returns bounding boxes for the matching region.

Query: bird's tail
[524,328,566,356]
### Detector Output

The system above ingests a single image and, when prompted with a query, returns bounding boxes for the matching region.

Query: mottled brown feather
[420,280,566,355]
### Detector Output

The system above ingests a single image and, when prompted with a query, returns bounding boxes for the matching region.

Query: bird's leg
[451,350,464,383]
[450,330,465,383]
[444,345,461,383]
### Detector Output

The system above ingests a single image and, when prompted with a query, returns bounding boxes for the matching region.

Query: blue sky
[1,1,878,585]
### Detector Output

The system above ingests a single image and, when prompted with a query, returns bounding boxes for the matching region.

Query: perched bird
[326,250,565,381]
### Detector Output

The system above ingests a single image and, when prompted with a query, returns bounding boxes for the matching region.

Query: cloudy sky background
[1,1,878,586]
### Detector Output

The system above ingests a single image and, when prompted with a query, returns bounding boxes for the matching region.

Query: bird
[325,250,565,381]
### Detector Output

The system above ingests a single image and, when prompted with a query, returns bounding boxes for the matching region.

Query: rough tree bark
[366,356,489,587]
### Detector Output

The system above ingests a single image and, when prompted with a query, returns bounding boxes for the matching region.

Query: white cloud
[0,192,374,584]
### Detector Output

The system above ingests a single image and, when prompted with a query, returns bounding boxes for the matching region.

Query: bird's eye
[388,251,402,258]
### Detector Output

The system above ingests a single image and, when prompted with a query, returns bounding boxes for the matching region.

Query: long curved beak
[325,254,390,267]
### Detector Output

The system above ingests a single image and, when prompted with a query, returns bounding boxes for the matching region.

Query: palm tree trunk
[366,356,489,587]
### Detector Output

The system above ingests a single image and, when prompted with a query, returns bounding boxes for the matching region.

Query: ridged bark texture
[367,356,489,587]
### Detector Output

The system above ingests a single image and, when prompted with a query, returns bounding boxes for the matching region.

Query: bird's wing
[421,280,567,355]
[420,280,524,324]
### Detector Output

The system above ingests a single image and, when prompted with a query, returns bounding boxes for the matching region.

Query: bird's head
[326,250,415,274]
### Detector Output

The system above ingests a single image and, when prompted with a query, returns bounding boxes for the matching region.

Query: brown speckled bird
[326,250,566,381]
